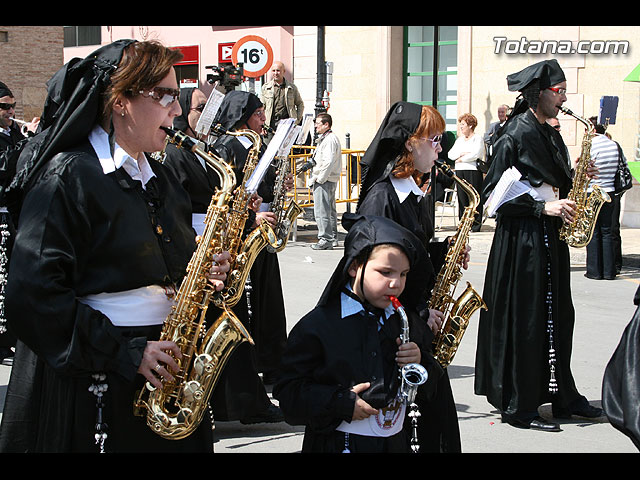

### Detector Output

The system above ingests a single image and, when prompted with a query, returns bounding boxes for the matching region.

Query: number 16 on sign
[231,35,274,78]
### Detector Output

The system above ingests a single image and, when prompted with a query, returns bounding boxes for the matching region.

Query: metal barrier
[286,145,365,210]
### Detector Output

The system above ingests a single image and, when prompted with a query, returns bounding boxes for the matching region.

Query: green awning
[624,63,640,82]
[627,161,640,182]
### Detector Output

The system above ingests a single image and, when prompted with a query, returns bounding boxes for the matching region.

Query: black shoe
[553,403,603,419]
[240,404,284,425]
[502,414,561,432]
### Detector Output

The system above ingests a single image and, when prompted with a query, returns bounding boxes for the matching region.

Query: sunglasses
[547,87,567,95]
[0,102,16,110]
[136,87,180,107]
[416,133,443,148]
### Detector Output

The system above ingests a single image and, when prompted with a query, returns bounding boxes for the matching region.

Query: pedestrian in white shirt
[310,113,342,250]
[448,113,485,231]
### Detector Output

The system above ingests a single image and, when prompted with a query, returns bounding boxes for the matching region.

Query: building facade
[38,25,640,226]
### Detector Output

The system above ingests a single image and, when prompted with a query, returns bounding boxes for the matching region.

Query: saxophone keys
[183,380,203,403]
[194,353,214,376]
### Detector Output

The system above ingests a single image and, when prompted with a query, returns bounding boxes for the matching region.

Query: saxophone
[135,127,254,440]
[267,154,303,253]
[210,127,280,308]
[390,296,428,453]
[429,159,487,368]
[558,106,611,248]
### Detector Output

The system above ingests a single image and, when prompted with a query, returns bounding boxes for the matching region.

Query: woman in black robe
[356,101,463,452]
[474,59,602,432]
[0,40,231,453]
[205,90,286,423]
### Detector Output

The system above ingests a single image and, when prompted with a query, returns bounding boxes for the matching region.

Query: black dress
[0,141,213,452]
[474,109,589,418]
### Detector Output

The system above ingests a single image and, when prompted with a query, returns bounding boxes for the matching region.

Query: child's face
[348,245,410,310]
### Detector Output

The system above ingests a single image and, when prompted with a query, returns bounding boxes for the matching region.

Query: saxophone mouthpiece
[389,296,403,310]
[559,106,573,116]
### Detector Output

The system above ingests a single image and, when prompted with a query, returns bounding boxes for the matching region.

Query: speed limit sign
[231,35,274,78]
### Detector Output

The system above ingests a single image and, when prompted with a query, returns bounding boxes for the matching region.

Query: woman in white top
[448,113,485,231]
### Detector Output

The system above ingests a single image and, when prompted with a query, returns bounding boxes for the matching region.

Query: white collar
[88,125,156,188]
[340,283,395,323]
[390,174,425,203]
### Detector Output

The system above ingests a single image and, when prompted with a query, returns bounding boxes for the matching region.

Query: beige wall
[292,26,404,152]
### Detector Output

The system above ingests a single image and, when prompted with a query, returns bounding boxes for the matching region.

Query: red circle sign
[231,35,274,78]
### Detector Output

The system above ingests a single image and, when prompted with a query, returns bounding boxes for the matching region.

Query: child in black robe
[273,213,443,453]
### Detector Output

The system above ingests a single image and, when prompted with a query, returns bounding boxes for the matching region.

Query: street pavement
[1,215,639,453]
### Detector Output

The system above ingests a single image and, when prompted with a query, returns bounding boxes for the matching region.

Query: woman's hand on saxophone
[249,193,263,212]
[255,211,278,228]
[426,308,445,334]
[208,251,231,291]
[350,382,379,420]
[543,199,577,223]
[284,172,294,191]
[586,160,599,180]
[138,340,183,389]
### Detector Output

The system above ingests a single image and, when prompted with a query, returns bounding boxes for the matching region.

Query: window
[404,26,458,131]
[64,26,101,47]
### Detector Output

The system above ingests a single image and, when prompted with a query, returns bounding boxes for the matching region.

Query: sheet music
[195,88,225,137]
[245,119,295,193]
[484,166,531,217]
[296,114,314,144]
[278,125,302,157]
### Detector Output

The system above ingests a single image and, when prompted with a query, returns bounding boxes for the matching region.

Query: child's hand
[351,382,379,420]
[395,339,421,366]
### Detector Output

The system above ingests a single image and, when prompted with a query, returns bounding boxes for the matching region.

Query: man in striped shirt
[585,124,625,280]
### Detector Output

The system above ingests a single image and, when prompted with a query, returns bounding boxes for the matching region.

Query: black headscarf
[173,87,195,134]
[213,90,262,131]
[357,101,422,210]
[7,39,137,216]
[0,81,13,98]
[506,59,566,112]
[317,213,429,311]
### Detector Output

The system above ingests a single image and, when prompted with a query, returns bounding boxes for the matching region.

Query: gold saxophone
[429,159,487,368]
[210,127,280,308]
[558,106,611,248]
[134,127,255,440]
[267,154,303,253]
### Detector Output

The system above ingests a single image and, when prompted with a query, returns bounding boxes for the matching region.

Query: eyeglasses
[547,87,567,95]
[416,134,443,148]
[137,87,180,107]
[191,103,206,113]
[0,102,16,110]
